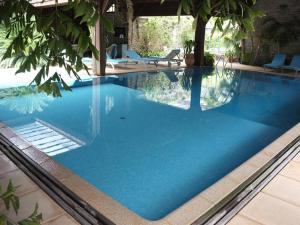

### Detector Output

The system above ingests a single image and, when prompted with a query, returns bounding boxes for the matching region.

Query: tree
[0,0,112,96]
[175,0,264,66]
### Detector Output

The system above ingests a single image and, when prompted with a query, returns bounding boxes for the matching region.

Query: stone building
[245,0,300,65]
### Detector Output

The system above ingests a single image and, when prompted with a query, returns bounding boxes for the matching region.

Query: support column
[93,1,106,75]
[126,0,134,48]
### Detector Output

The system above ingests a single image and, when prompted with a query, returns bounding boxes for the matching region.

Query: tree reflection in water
[138,71,191,109]
[0,86,53,114]
[138,68,240,111]
[200,68,241,110]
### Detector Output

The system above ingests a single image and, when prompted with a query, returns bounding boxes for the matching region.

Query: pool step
[13,120,84,156]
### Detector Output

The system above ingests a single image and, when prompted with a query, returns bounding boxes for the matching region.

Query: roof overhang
[29,0,68,7]
[29,0,186,17]
[132,0,183,17]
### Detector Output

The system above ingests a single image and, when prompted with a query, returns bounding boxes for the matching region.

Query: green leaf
[74,2,88,18]
[0,215,6,225]
[100,15,114,33]
[176,2,183,21]
[1,43,13,61]
[78,33,89,53]
[61,79,72,91]
[89,44,99,60]
[89,12,99,27]
[31,66,45,86]
[18,203,43,225]
[229,0,237,10]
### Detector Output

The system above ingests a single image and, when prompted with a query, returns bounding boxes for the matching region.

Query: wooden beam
[133,2,185,17]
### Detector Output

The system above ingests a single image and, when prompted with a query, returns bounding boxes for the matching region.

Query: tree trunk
[93,1,106,76]
[194,17,207,66]
[126,0,134,48]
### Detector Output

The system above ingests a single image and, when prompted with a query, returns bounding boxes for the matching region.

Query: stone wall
[245,0,300,65]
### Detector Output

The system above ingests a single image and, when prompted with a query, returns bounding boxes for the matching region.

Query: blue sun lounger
[281,55,300,74]
[263,53,286,70]
[126,50,159,66]
[106,54,128,70]
[82,54,128,70]
[147,49,182,66]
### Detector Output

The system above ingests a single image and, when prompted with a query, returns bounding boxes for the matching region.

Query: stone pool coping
[1,121,300,225]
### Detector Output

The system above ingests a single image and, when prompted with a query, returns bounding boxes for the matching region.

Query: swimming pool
[1,68,300,221]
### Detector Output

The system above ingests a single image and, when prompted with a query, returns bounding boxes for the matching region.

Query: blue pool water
[1,68,300,220]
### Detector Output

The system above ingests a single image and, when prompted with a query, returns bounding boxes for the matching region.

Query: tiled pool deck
[228,152,300,225]
[0,149,79,224]
[1,119,300,225]
[228,63,299,78]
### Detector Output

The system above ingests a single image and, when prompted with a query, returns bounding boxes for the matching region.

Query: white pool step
[13,120,84,156]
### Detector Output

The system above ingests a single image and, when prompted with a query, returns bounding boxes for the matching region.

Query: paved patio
[0,62,177,89]
[0,61,299,90]
[228,152,300,225]
[228,62,299,78]
[0,152,79,225]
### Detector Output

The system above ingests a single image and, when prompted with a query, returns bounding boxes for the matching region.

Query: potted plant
[183,40,195,67]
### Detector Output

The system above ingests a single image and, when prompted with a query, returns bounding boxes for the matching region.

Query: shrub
[132,18,172,57]
[204,52,215,66]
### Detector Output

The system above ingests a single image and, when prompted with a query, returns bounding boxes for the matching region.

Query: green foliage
[177,0,264,32]
[0,180,42,225]
[0,25,13,68]
[204,20,224,51]
[132,18,173,57]
[223,26,245,58]
[241,51,253,65]
[173,0,264,64]
[132,16,236,59]
[1,180,20,215]
[0,0,112,97]
[179,17,195,46]
[133,16,198,57]
[204,52,215,66]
